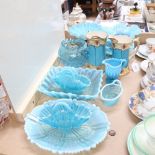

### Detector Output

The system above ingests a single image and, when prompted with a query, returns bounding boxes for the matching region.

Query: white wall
[0,0,65,113]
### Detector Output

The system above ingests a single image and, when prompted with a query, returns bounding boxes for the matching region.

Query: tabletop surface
[0,58,145,155]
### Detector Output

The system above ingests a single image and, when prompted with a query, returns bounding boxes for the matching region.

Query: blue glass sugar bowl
[58,38,87,67]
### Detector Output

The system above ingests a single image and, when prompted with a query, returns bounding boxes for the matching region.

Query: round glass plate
[127,127,145,155]
[133,122,155,155]
[24,99,110,154]
[128,85,155,120]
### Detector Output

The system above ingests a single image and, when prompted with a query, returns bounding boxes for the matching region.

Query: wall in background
[0,0,64,113]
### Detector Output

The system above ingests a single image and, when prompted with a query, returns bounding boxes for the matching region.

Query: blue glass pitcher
[86,32,107,66]
[109,35,132,67]
[102,58,126,83]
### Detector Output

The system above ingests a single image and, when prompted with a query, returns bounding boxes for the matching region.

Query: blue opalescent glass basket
[100,80,123,106]
[58,39,88,67]
[24,99,110,154]
[38,67,103,100]
[51,67,91,94]
[68,22,104,39]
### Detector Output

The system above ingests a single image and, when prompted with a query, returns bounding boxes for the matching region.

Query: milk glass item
[133,117,155,155]
[100,80,123,106]
[68,3,86,26]
[87,32,107,66]
[146,38,155,53]
[102,58,126,83]
[58,39,87,67]
[141,61,155,88]
[109,35,132,67]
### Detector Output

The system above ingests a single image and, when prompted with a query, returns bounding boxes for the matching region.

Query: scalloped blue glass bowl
[58,39,87,67]
[30,99,91,129]
[24,99,110,154]
[38,67,103,100]
[51,67,91,94]
[68,22,104,39]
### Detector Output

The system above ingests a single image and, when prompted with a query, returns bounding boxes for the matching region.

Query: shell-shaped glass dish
[24,99,110,154]
[28,99,91,129]
[68,22,104,39]
[58,39,87,67]
[51,67,91,94]
[38,67,103,100]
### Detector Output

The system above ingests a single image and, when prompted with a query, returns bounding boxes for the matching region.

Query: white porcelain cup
[146,38,155,53]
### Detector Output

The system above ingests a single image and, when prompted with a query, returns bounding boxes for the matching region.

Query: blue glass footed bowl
[24,99,110,154]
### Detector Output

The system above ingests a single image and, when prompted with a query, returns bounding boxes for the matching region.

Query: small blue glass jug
[102,58,126,83]
[86,32,107,66]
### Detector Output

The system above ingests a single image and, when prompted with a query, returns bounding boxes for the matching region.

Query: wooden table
[0,61,145,155]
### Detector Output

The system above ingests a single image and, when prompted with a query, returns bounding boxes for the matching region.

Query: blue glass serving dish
[68,22,104,39]
[24,99,110,154]
[38,67,103,100]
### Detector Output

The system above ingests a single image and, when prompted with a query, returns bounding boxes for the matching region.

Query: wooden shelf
[74,0,97,14]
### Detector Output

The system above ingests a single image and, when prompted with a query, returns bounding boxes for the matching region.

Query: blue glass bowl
[38,67,103,100]
[51,67,91,94]
[58,39,87,67]
[68,22,104,39]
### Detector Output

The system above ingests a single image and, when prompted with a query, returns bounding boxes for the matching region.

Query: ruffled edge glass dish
[68,22,104,39]
[38,67,103,100]
[128,85,155,120]
[24,99,110,154]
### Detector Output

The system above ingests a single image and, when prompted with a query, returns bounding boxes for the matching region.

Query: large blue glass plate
[24,99,110,154]
[38,67,103,100]
[68,22,104,39]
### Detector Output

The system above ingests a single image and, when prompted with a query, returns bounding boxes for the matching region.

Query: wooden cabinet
[74,0,97,14]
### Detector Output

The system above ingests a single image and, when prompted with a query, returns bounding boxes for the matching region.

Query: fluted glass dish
[24,99,110,154]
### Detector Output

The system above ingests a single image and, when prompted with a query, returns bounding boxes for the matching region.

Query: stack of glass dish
[127,114,155,155]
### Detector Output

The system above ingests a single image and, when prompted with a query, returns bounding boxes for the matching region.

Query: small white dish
[138,44,150,57]
[140,60,149,72]
[136,51,148,59]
